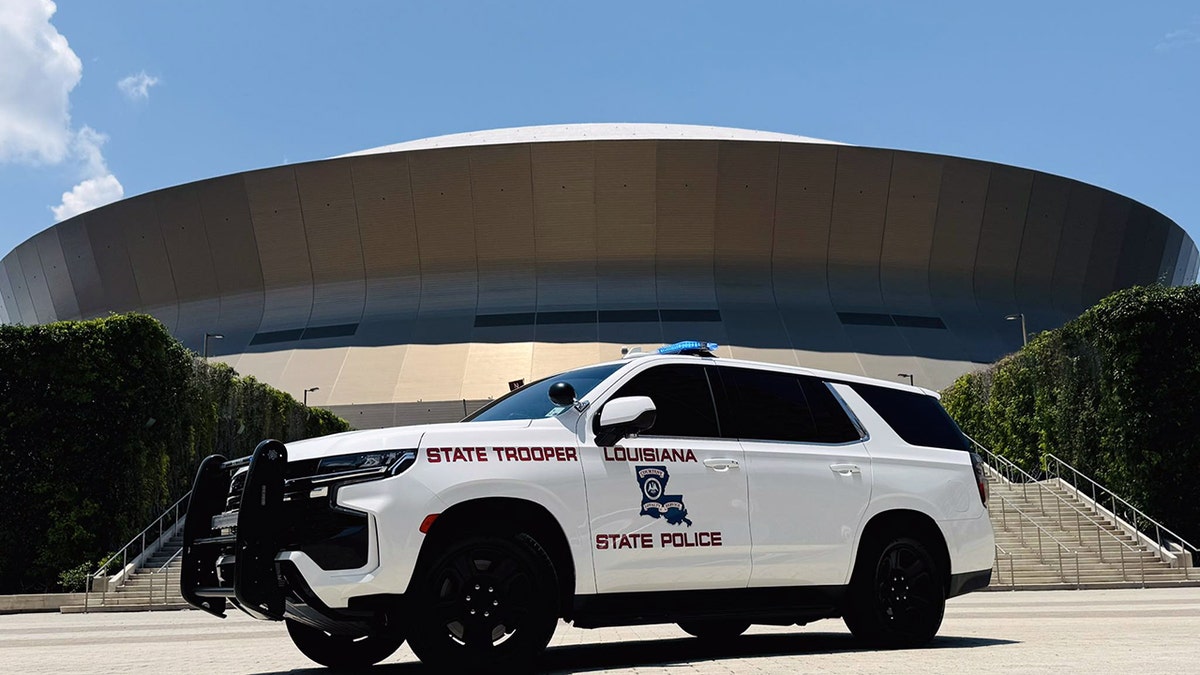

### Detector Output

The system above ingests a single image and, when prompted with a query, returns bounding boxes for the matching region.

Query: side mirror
[595,396,656,447]
[548,382,576,407]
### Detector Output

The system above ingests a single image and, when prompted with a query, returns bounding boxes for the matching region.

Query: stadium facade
[2,124,1196,428]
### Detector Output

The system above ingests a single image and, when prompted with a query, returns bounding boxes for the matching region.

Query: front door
[580,363,752,593]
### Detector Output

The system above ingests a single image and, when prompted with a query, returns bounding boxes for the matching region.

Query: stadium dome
[2,124,1196,427]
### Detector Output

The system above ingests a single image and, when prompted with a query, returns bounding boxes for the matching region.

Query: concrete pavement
[1,587,1197,673]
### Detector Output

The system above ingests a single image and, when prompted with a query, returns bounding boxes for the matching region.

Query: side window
[607,364,720,438]
[849,383,970,451]
[800,377,864,443]
[721,367,819,443]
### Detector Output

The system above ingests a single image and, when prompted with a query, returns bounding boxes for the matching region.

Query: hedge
[0,314,349,593]
[941,284,1200,546]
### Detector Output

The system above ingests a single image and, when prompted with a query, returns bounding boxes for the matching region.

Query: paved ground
[2,587,1198,673]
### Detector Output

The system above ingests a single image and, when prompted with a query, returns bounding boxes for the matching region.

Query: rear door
[719,366,873,587]
[581,363,752,593]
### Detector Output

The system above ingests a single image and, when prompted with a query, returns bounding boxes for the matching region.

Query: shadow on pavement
[254,631,1016,674]
[540,633,1016,673]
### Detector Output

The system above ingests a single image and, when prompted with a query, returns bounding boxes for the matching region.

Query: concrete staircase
[61,532,189,613]
[985,473,1199,589]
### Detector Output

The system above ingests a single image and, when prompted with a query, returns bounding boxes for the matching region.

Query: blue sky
[2,1,1198,260]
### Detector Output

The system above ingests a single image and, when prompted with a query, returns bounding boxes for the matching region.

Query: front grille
[226,470,248,509]
[215,462,369,571]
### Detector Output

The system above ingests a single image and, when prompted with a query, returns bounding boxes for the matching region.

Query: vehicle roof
[588,352,941,398]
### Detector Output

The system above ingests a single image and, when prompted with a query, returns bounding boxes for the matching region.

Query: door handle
[829,463,861,475]
[703,458,740,472]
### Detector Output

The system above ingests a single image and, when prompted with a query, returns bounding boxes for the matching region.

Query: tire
[677,620,751,639]
[285,618,404,669]
[843,536,945,648]
[406,533,559,671]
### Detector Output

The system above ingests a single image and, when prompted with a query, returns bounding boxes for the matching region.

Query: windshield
[465,363,623,422]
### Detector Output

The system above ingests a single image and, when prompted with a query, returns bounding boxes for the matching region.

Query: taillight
[970,452,988,507]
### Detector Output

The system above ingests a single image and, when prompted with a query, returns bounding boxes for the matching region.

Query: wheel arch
[409,496,577,619]
[852,509,951,593]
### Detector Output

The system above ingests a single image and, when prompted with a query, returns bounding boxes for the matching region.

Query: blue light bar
[657,340,719,355]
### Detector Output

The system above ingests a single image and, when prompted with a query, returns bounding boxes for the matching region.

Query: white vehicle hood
[281,420,534,462]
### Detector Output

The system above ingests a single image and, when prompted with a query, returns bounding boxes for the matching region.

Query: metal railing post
[1139,544,1146,587]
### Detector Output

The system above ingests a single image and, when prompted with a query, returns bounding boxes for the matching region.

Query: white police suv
[182,341,994,670]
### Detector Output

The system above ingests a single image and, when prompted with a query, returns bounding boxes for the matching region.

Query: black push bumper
[182,439,289,620]
[182,440,395,635]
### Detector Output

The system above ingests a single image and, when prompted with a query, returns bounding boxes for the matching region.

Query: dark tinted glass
[849,383,970,451]
[466,364,622,422]
[610,364,720,438]
[721,367,819,443]
[799,377,863,443]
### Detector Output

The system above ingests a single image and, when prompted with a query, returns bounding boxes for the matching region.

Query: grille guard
[181,439,288,620]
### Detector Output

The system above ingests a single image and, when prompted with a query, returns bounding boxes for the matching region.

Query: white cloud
[117,71,159,101]
[1156,19,1200,52]
[51,127,124,221]
[0,0,82,164]
[0,1,125,222]
[52,173,123,222]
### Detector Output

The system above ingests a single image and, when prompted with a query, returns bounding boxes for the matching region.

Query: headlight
[310,449,417,483]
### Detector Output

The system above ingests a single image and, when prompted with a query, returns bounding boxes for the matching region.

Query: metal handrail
[149,547,184,606]
[992,494,1081,585]
[982,448,1145,551]
[977,443,1148,584]
[85,491,191,611]
[1045,452,1198,559]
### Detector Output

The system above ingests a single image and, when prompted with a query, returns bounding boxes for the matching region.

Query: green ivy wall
[0,314,349,593]
[941,285,1200,546]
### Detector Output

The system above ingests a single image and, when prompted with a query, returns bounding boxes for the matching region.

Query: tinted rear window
[721,367,818,443]
[718,368,863,444]
[800,377,864,443]
[850,384,970,451]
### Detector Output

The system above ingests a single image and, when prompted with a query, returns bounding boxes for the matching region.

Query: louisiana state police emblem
[636,465,692,527]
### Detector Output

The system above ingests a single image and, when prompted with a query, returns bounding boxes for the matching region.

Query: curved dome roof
[3,122,1195,427]
[339,123,844,158]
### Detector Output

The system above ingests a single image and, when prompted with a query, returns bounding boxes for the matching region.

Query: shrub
[942,285,1200,544]
[0,314,349,593]
[57,561,94,593]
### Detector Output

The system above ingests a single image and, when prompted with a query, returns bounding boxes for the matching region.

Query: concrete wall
[0,593,88,615]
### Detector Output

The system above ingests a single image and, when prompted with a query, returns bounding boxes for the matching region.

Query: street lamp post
[203,332,224,360]
[897,373,914,386]
[1005,313,1028,347]
[303,386,320,407]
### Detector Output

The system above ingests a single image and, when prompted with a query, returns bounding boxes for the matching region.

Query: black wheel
[285,618,404,669]
[406,534,559,670]
[843,536,945,648]
[677,620,751,639]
